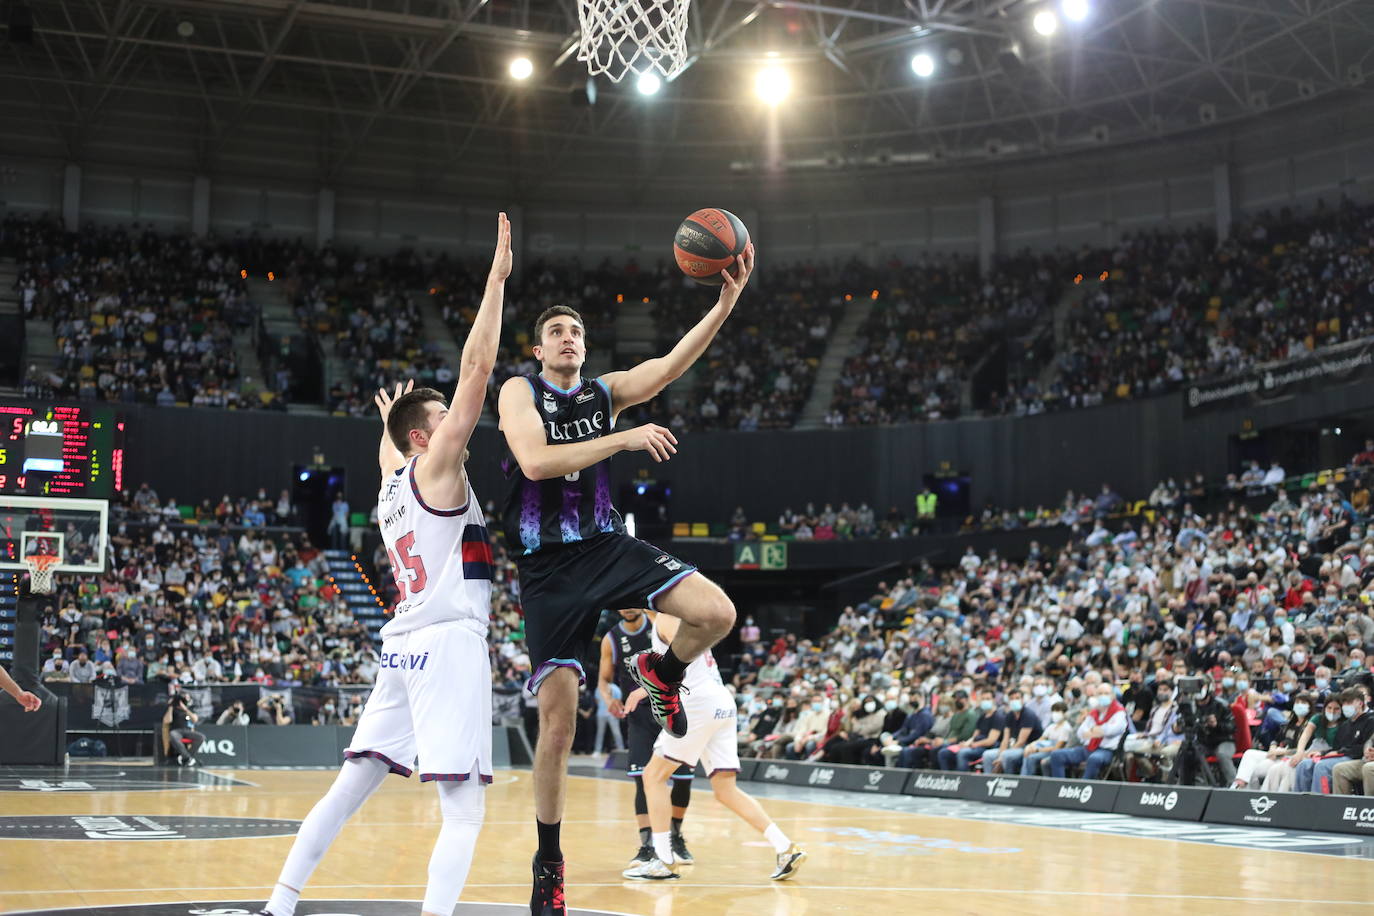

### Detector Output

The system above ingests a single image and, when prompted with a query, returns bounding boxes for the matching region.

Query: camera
[1175,675,1206,700]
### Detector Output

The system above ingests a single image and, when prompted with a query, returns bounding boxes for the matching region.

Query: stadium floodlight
[1033,10,1059,36]
[509,56,534,80]
[754,66,791,104]
[1062,0,1091,22]
[911,53,935,78]
[636,72,662,96]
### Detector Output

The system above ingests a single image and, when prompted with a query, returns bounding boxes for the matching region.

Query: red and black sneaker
[626,650,690,738]
[530,854,566,915]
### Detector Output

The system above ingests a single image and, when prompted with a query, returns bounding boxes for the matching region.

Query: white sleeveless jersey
[377,457,493,640]
[650,616,728,701]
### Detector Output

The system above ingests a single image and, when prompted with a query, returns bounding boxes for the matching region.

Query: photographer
[1177,676,1238,784]
[217,700,250,726]
[257,693,293,726]
[162,683,203,767]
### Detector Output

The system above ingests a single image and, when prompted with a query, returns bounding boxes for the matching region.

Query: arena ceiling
[1,0,1373,202]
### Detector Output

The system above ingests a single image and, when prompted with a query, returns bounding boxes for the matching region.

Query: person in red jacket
[1048,683,1128,779]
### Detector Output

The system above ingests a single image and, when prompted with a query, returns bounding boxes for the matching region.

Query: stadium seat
[690,523,709,537]
[672,522,690,537]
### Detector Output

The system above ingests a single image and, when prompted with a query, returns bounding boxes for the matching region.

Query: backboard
[0,495,108,574]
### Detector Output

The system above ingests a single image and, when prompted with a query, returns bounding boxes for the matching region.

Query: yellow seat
[751,521,766,535]
[690,522,709,537]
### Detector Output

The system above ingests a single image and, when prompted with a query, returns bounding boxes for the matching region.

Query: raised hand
[490,211,513,282]
[374,379,415,423]
[718,242,756,312]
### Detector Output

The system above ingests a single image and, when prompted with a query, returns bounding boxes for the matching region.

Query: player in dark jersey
[597,608,695,869]
[498,243,754,915]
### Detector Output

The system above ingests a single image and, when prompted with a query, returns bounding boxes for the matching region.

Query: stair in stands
[324,548,388,642]
[1040,283,1088,390]
[794,294,880,429]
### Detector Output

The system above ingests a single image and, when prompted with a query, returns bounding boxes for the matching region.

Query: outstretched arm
[0,665,41,712]
[498,377,679,480]
[414,212,512,505]
[601,243,755,413]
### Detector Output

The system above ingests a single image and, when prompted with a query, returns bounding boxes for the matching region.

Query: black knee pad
[633,774,648,816]
[670,770,693,808]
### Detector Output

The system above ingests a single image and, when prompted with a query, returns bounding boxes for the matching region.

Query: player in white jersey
[623,613,807,882]
[259,213,512,916]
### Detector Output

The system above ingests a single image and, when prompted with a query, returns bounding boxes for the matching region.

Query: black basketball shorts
[517,533,696,694]
[627,718,695,780]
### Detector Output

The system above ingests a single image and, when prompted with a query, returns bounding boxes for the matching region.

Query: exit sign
[733,542,788,570]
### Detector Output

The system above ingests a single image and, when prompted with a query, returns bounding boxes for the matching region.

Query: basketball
[673,208,750,285]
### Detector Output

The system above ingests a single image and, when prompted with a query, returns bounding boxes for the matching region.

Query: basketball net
[577,0,690,83]
[24,554,60,595]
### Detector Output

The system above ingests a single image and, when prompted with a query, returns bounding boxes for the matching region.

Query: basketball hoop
[24,554,60,595]
[577,0,690,83]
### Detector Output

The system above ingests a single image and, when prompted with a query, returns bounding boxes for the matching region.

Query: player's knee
[704,591,736,636]
[538,717,576,753]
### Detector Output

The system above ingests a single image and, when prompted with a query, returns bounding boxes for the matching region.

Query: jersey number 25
[388,531,427,599]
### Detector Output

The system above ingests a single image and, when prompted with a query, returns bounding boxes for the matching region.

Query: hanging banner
[1184,340,1374,417]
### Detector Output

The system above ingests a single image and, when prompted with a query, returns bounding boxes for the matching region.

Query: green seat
[178,505,195,519]
[349,512,368,527]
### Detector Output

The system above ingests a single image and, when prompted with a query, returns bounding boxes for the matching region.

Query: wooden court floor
[0,763,1370,915]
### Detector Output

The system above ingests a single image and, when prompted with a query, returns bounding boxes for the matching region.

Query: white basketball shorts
[345,618,493,783]
[653,688,740,777]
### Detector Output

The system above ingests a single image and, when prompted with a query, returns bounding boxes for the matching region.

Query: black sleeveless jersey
[609,616,653,696]
[610,616,654,726]
[499,373,625,555]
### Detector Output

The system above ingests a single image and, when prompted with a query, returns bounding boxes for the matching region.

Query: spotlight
[509,57,534,80]
[1033,10,1058,35]
[1061,0,1090,22]
[754,66,791,105]
[636,72,662,96]
[911,53,935,78]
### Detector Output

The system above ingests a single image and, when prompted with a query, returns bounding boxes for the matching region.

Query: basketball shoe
[625,650,689,738]
[670,832,694,864]
[530,854,566,914]
[627,843,655,868]
[770,844,807,881]
[622,856,680,880]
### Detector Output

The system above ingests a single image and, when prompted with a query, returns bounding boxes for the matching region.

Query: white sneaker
[622,857,680,880]
[770,844,807,881]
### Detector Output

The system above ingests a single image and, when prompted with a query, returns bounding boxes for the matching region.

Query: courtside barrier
[736,758,1374,836]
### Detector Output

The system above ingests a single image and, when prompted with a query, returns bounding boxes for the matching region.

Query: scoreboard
[0,403,124,498]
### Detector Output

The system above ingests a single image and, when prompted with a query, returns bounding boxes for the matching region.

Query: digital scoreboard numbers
[0,404,125,498]
[0,572,16,665]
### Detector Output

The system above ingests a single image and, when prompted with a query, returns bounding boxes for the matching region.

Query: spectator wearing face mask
[981,688,1043,775]
[1232,692,1316,789]
[1287,696,1344,790]
[1048,684,1128,779]
[823,695,888,764]
[1025,678,1060,725]
[784,695,831,760]
[938,688,1005,771]
[1021,702,1074,775]
[1300,689,1374,793]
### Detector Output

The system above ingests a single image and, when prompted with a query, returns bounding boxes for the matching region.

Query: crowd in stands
[10,197,1374,430]
[2,214,279,408]
[37,480,376,693]
[650,262,845,431]
[1001,199,1374,414]
[717,458,1374,795]
[828,251,1061,426]
[276,246,458,416]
